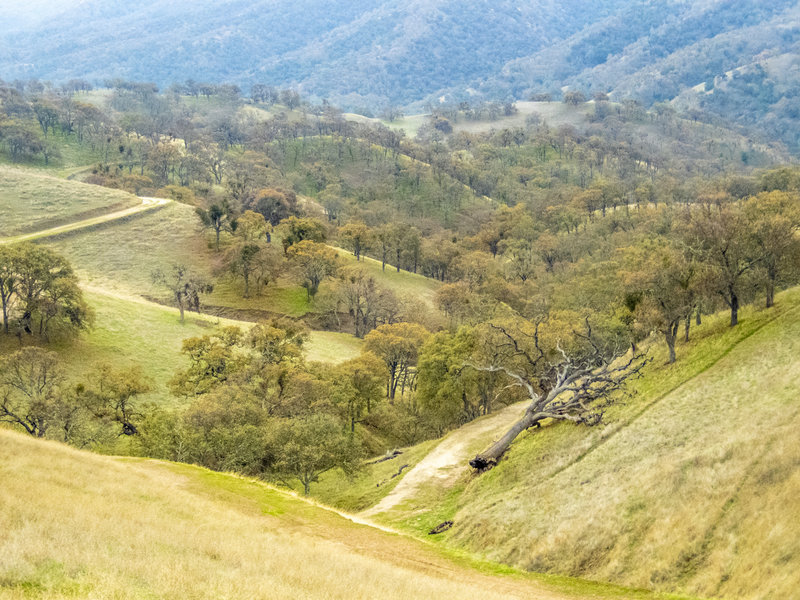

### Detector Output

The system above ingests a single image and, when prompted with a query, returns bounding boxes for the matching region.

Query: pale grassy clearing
[0,431,683,600]
[330,245,441,309]
[0,167,139,237]
[452,101,594,134]
[442,288,800,599]
[304,330,364,364]
[0,288,362,410]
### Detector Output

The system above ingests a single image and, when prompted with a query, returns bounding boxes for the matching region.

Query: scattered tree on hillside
[744,191,800,308]
[196,201,236,251]
[623,242,698,363]
[273,413,362,495]
[152,264,213,322]
[337,267,399,338]
[684,204,760,326]
[364,322,430,401]
[286,240,338,300]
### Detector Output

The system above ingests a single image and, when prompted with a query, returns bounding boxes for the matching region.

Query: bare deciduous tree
[467,321,648,470]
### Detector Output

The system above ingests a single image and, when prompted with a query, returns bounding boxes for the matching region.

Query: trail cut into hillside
[361,401,529,518]
[0,196,170,244]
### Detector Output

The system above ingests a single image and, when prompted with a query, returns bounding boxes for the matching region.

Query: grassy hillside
[407,288,800,600]
[330,246,440,308]
[0,289,362,410]
[0,430,685,600]
[0,167,139,237]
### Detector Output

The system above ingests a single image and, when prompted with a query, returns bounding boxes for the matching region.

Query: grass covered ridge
[0,430,690,600]
[0,166,139,237]
[438,288,800,600]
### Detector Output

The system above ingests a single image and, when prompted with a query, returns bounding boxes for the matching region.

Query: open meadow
[0,429,692,600]
[0,167,139,237]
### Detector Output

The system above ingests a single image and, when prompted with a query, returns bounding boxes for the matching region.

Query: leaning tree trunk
[470,405,545,470]
[466,325,649,472]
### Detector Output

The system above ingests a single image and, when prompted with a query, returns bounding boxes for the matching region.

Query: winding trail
[361,400,529,518]
[0,196,170,244]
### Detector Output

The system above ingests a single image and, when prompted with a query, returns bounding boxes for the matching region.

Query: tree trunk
[684,313,691,343]
[665,322,678,364]
[470,405,543,470]
[176,294,185,322]
[766,277,775,309]
[1,295,8,334]
[730,291,739,327]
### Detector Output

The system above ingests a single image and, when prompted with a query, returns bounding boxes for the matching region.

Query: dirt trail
[361,401,529,518]
[0,196,170,244]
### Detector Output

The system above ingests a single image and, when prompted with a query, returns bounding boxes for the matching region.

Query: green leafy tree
[1,243,92,340]
[339,221,371,261]
[169,326,245,396]
[364,322,430,401]
[279,216,327,253]
[328,353,386,432]
[81,364,153,436]
[273,413,362,495]
[286,240,338,299]
[0,347,66,438]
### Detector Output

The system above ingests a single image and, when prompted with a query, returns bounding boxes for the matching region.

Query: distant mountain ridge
[2,0,800,149]
[0,0,630,106]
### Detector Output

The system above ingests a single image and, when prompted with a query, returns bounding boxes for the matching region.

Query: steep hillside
[0,429,682,599]
[425,288,800,600]
[0,0,627,107]
[483,0,800,149]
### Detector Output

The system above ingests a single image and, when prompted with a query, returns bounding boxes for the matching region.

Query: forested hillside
[482,0,800,150]
[3,38,800,597]
[0,0,628,109]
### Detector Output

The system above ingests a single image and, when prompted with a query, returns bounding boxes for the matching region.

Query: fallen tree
[467,319,648,470]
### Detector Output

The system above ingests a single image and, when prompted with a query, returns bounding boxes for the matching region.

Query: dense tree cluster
[3,78,800,488]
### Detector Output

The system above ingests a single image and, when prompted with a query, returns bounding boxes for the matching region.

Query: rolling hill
[344,287,800,600]
[0,0,633,108]
[0,428,682,600]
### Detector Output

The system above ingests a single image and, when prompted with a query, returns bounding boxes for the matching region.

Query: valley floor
[0,430,686,600]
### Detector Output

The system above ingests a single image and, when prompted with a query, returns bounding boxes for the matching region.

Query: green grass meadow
[0,166,139,237]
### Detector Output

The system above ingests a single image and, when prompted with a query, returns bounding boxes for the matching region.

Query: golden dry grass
[0,166,139,237]
[0,430,661,600]
[444,288,800,599]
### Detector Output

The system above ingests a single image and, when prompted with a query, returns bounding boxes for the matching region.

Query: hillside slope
[0,430,682,599]
[440,288,800,599]
[0,0,627,107]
